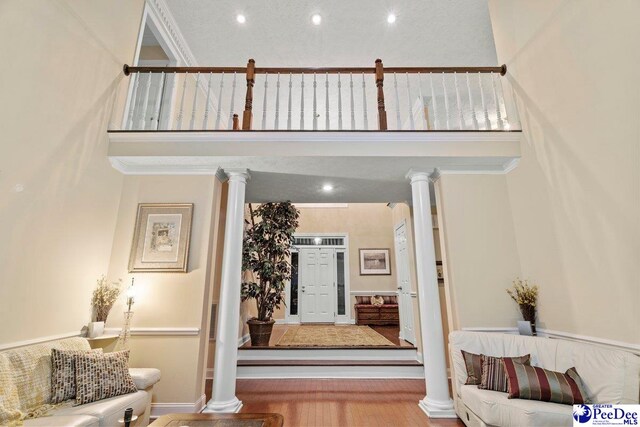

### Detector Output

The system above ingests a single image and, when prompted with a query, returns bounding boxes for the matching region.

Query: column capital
[406,169,440,184]
[222,168,251,183]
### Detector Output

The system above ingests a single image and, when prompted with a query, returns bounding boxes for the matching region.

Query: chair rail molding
[104,327,200,336]
[460,327,640,355]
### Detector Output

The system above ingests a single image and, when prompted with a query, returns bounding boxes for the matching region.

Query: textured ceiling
[165,0,498,67]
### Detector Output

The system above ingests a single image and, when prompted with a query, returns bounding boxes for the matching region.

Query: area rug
[275,325,395,347]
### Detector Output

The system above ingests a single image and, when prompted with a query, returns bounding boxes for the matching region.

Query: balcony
[107,59,522,184]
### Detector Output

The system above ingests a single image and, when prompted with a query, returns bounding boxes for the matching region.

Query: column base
[418,396,457,418]
[202,397,243,413]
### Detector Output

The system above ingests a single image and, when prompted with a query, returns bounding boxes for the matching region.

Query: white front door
[300,248,335,323]
[394,221,416,344]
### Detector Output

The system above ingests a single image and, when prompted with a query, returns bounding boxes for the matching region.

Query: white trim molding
[460,327,640,355]
[150,394,206,419]
[350,290,398,297]
[0,331,80,352]
[145,0,197,66]
[104,327,200,336]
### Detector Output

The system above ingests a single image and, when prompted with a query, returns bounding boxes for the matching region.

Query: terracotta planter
[247,318,275,347]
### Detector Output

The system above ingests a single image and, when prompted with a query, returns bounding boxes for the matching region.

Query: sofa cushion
[23,414,100,427]
[0,353,22,425]
[51,348,102,404]
[128,368,161,390]
[0,337,90,421]
[461,350,483,385]
[74,351,137,405]
[503,359,589,405]
[52,390,148,427]
[460,385,572,427]
[479,354,530,392]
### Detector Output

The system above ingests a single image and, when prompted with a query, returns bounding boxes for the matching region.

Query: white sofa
[449,331,640,427]
[0,337,161,427]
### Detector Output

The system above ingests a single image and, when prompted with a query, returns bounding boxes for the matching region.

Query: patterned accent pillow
[74,350,137,405]
[461,350,483,385]
[51,348,102,404]
[503,359,590,405]
[479,354,531,392]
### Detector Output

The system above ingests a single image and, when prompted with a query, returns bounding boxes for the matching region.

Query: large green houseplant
[241,202,299,346]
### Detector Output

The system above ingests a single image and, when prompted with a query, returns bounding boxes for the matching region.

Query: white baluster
[203,72,213,129]
[189,72,200,130]
[138,72,152,130]
[406,73,415,130]
[300,74,305,130]
[478,73,490,130]
[126,73,140,130]
[214,72,224,130]
[441,73,450,130]
[228,72,237,129]
[429,73,439,130]
[261,73,269,130]
[287,73,292,130]
[349,73,355,130]
[362,73,368,130]
[312,73,317,130]
[417,73,428,130]
[163,72,176,130]
[274,73,281,130]
[465,72,479,130]
[393,73,401,129]
[454,72,464,130]
[151,72,165,130]
[176,72,188,130]
[325,73,330,130]
[338,74,343,131]
[491,72,504,130]
[496,76,511,129]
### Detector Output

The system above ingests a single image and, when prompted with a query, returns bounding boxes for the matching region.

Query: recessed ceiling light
[322,184,333,192]
[236,14,246,24]
[387,13,397,24]
[312,14,322,25]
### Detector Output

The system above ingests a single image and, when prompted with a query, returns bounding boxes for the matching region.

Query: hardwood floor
[205,379,464,427]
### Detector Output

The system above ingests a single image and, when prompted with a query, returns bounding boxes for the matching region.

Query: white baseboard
[459,326,639,355]
[150,394,206,419]
[350,291,398,296]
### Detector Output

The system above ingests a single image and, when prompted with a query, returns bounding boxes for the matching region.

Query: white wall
[0,0,144,344]
[489,0,640,344]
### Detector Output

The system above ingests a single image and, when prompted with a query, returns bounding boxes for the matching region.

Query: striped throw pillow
[461,350,483,385]
[479,354,531,392]
[503,359,590,405]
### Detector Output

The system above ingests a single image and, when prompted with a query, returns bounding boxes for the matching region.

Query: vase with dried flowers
[89,276,122,337]
[507,278,539,335]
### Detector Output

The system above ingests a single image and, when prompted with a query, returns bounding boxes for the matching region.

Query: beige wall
[292,203,398,320]
[489,0,640,344]
[0,0,144,344]
[106,175,222,404]
[435,175,522,330]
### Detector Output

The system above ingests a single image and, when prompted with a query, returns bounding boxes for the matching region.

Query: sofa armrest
[129,368,161,390]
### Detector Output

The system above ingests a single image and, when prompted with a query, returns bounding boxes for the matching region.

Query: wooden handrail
[123,64,507,76]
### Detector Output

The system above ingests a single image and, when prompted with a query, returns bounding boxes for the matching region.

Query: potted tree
[241,202,299,346]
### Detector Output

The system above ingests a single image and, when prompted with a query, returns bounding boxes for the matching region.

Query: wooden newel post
[375,59,388,131]
[242,59,255,130]
[232,114,240,130]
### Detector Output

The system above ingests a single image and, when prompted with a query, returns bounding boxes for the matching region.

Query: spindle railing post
[242,59,255,130]
[375,59,388,131]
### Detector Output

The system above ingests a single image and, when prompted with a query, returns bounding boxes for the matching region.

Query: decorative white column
[407,170,456,418]
[204,169,250,413]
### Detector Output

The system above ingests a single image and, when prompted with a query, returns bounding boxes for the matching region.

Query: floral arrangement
[506,278,539,323]
[91,276,123,322]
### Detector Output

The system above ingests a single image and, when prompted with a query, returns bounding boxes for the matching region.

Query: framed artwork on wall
[359,248,391,275]
[128,203,193,273]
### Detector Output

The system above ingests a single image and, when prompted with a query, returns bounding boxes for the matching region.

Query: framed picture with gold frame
[128,203,193,273]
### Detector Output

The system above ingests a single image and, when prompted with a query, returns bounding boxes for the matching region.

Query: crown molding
[146,0,197,66]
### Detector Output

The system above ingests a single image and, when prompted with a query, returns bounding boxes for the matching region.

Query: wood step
[238,347,420,362]
[237,362,425,379]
